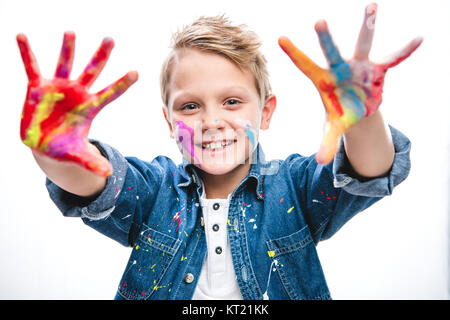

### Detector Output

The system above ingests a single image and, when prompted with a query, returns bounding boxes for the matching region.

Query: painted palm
[17,32,138,176]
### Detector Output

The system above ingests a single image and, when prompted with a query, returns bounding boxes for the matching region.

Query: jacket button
[213,203,220,210]
[184,273,194,284]
[215,246,222,254]
[212,224,219,232]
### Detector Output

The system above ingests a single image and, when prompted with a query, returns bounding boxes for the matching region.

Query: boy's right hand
[17,32,138,177]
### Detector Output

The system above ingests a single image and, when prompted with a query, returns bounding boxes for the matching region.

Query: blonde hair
[160,15,271,108]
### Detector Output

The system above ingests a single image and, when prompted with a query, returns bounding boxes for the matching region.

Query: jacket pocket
[266,226,331,300]
[117,224,181,300]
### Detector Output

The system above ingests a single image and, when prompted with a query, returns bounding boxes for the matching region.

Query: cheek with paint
[174,120,201,166]
[235,118,258,152]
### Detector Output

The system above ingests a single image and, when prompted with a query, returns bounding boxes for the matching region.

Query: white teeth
[222,140,233,147]
[202,140,234,150]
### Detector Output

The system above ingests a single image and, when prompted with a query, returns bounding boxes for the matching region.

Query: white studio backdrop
[0,0,448,299]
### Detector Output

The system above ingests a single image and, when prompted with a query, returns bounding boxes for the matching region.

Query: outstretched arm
[17,32,138,196]
[279,3,422,177]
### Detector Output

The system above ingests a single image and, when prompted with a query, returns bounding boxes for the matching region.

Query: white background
[0,0,448,299]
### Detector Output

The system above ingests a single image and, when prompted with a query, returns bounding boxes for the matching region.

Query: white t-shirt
[192,186,243,300]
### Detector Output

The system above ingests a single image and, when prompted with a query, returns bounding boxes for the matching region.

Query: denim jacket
[46,125,411,300]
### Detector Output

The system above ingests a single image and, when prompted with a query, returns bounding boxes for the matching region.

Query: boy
[17,4,420,299]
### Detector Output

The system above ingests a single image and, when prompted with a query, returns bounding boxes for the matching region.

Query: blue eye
[182,103,198,111]
[226,99,240,106]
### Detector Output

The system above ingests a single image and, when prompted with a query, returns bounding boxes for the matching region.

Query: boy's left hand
[279,3,422,164]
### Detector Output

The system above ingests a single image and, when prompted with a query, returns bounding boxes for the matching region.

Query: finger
[380,37,423,69]
[314,20,344,67]
[88,71,138,119]
[16,33,41,81]
[315,118,346,165]
[354,3,378,60]
[77,37,115,88]
[54,31,76,79]
[278,36,326,85]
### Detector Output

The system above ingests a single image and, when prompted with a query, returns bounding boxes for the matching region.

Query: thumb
[316,118,345,165]
[48,138,113,177]
[79,143,113,177]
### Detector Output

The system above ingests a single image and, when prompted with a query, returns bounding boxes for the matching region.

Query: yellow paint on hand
[24,92,64,148]
[91,87,115,109]
[267,250,275,258]
[287,206,295,213]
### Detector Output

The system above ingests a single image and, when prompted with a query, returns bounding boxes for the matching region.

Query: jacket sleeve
[45,140,172,247]
[289,125,411,243]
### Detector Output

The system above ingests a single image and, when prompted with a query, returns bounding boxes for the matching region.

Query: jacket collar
[177,143,268,200]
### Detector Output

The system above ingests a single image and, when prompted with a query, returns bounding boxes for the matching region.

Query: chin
[197,161,243,176]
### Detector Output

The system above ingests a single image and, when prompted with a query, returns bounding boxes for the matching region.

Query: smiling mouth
[198,139,237,151]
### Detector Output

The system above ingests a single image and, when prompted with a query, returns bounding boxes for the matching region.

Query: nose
[202,105,225,131]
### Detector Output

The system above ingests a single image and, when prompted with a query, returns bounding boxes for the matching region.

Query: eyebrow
[170,92,201,108]
[221,86,250,94]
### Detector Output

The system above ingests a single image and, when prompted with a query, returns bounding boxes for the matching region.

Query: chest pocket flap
[117,225,182,299]
[265,226,330,300]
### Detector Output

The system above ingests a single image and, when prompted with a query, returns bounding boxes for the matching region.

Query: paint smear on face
[175,120,201,166]
[245,127,256,150]
[235,118,257,151]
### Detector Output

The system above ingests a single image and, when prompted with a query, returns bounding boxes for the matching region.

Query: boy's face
[164,48,276,176]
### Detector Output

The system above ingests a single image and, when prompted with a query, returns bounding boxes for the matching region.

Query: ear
[162,106,174,139]
[260,94,277,130]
